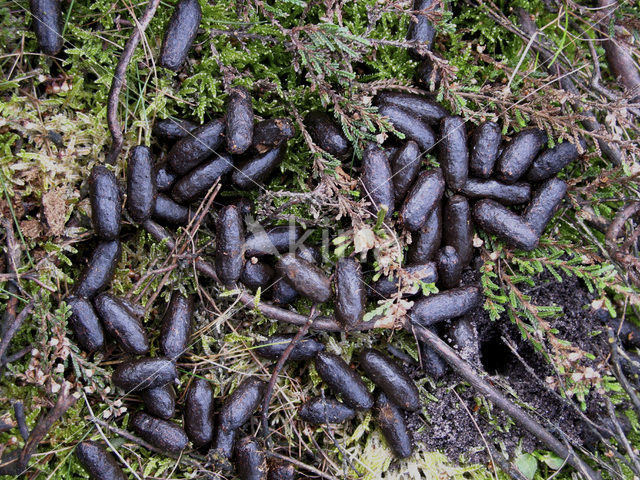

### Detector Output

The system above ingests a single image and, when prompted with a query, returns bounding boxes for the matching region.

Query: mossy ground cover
[1,0,639,478]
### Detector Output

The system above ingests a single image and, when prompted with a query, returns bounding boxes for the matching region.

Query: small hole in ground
[480,328,515,375]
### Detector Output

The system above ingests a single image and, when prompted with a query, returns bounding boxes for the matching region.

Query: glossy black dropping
[406,0,436,59]
[218,377,266,431]
[226,87,254,154]
[334,257,366,328]
[410,285,482,327]
[153,193,191,226]
[112,358,177,392]
[167,119,225,174]
[374,393,413,458]
[314,351,373,410]
[153,118,197,141]
[271,277,298,305]
[469,121,501,178]
[240,259,274,291]
[155,164,177,192]
[172,154,233,204]
[276,253,331,303]
[89,166,121,240]
[523,178,567,236]
[30,0,63,56]
[159,292,194,360]
[130,412,188,453]
[232,144,285,189]
[359,349,420,411]
[361,143,394,219]
[298,397,356,424]
[377,103,435,152]
[66,296,104,353]
[448,318,478,362]
[267,459,295,480]
[415,57,442,90]
[215,205,245,285]
[244,225,303,257]
[255,334,324,361]
[184,378,215,448]
[159,0,202,71]
[141,384,175,420]
[473,199,539,251]
[400,168,445,231]
[496,128,547,184]
[443,195,473,267]
[74,240,121,299]
[372,262,437,298]
[419,334,448,379]
[439,116,469,191]
[461,178,531,205]
[251,118,295,154]
[527,140,582,182]
[598,308,640,350]
[408,206,442,263]
[374,91,447,124]
[94,293,148,355]
[212,426,236,459]
[75,441,126,480]
[391,141,421,204]
[304,111,350,157]
[436,246,462,290]
[127,146,156,223]
[234,437,267,480]
[296,244,322,264]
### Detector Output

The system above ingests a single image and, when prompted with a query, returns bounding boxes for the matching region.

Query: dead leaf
[20,219,43,239]
[42,188,67,236]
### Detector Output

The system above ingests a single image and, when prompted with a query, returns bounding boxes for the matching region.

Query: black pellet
[361,142,394,219]
[527,139,583,182]
[443,195,473,267]
[410,285,482,327]
[159,0,202,71]
[469,121,501,178]
[159,292,194,360]
[130,412,188,454]
[371,262,437,298]
[377,104,436,152]
[218,377,266,431]
[359,349,420,411]
[226,87,254,154]
[374,91,447,124]
[155,164,177,192]
[172,154,233,204]
[153,193,191,226]
[112,358,177,392]
[267,459,295,480]
[374,393,413,458]
[473,199,539,251]
[153,118,197,141]
[298,397,356,424]
[391,141,421,204]
[240,259,274,291]
[448,318,478,363]
[419,333,448,379]
[314,351,373,410]
[94,293,148,355]
[66,296,104,353]
[408,206,442,263]
[167,119,225,174]
[415,58,442,90]
[406,0,436,59]
[232,144,285,189]
[212,426,236,460]
[235,437,267,480]
[251,118,295,154]
[276,253,331,303]
[496,128,547,184]
[334,257,366,328]
[184,378,215,448]
[522,178,567,236]
[304,111,350,157]
[74,240,121,299]
[215,205,245,285]
[90,166,121,240]
[438,116,468,190]
[30,0,63,56]
[400,168,445,231]
[244,225,303,257]
[127,146,156,223]
[141,384,175,420]
[271,277,298,305]
[461,178,531,205]
[75,441,126,480]
[436,246,461,289]
[255,334,324,362]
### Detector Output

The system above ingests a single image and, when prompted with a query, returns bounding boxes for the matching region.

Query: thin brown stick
[106,0,161,164]
[606,202,640,247]
[410,323,602,480]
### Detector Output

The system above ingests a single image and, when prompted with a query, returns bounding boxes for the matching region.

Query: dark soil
[407,267,611,465]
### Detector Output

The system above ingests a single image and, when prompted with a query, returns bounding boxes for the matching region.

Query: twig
[106,0,161,165]
[261,306,317,443]
[12,401,29,442]
[605,398,640,477]
[410,323,602,480]
[0,300,35,368]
